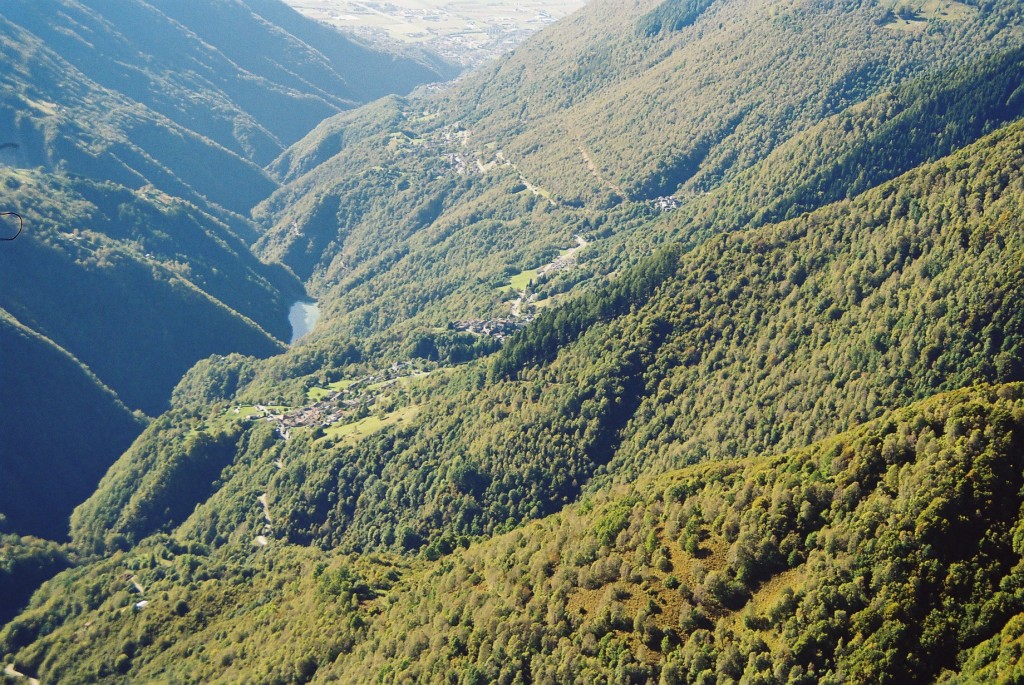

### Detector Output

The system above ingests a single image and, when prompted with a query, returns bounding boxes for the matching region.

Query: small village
[450,317,525,339]
[252,399,353,441]
[235,361,417,440]
[230,231,593,437]
[453,234,589,339]
[443,151,472,175]
[653,195,681,211]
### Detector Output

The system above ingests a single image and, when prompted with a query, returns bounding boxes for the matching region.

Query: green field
[883,0,975,30]
[205,404,291,432]
[307,379,356,401]
[508,268,539,292]
[501,243,579,294]
[322,405,419,445]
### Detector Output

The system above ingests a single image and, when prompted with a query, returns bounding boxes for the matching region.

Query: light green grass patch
[203,405,263,432]
[502,243,577,293]
[882,0,974,31]
[916,0,974,21]
[306,379,356,400]
[532,296,557,311]
[410,112,440,125]
[509,268,539,292]
[322,405,419,445]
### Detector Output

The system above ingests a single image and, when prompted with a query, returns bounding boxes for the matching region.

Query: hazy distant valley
[283,0,590,66]
[4,0,1024,682]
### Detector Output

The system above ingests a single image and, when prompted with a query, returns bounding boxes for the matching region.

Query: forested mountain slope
[0,311,142,540]
[640,42,1024,248]
[65,114,1024,563]
[0,168,291,540]
[0,170,294,415]
[301,383,1024,684]
[6,384,1024,683]
[52,0,1024,567]
[254,0,1024,349]
[5,0,1024,681]
[0,0,449,543]
[0,535,68,627]
[0,0,449,204]
[446,0,1023,204]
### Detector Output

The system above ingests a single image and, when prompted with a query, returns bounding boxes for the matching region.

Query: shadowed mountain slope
[0,310,142,540]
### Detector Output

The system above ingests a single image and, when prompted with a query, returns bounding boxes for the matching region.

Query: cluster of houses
[530,234,589,288]
[239,363,417,440]
[444,151,473,175]
[451,317,528,339]
[270,402,354,440]
[538,252,575,278]
[653,196,681,211]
